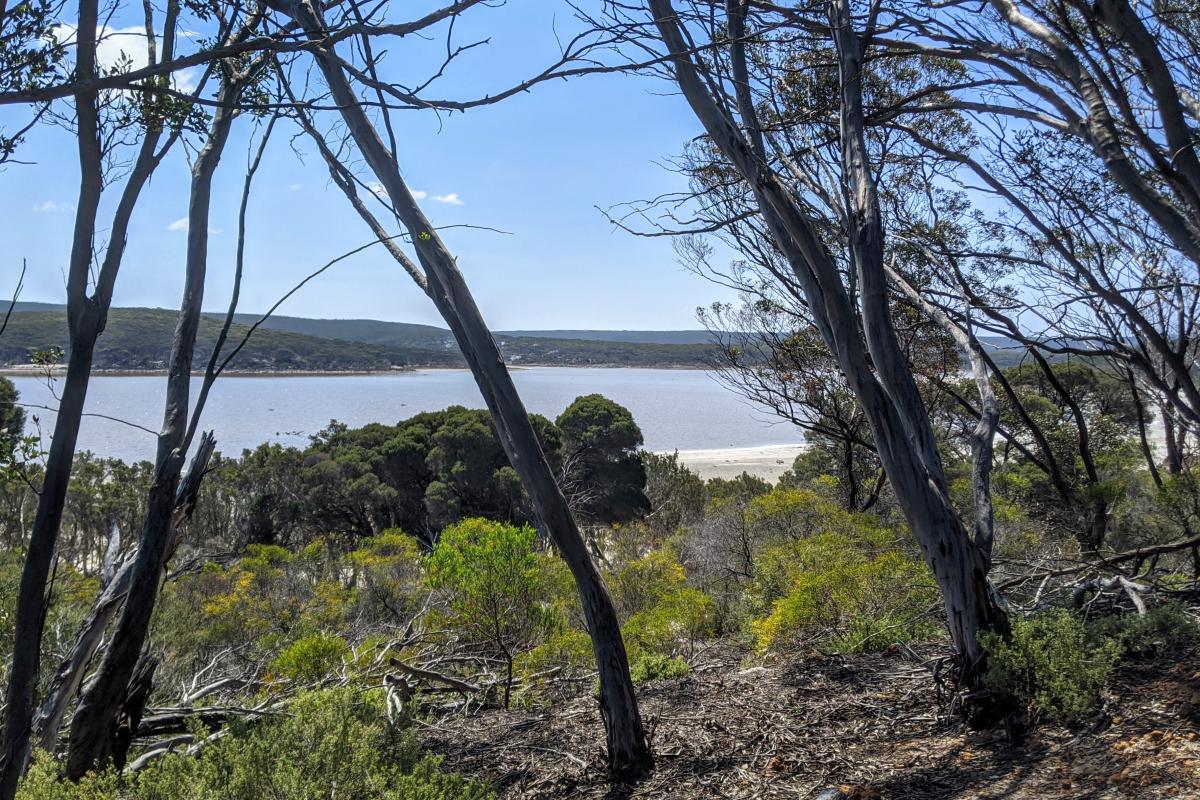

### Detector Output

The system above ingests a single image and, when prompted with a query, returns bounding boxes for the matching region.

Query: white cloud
[32,200,71,212]
[289,183,302,192]
[166,217,222,234]
[365,185,460,205]
[52,24,199,93]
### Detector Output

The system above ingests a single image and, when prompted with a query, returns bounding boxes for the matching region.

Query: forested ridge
[0,305,1032,373]
[0,308,718,371]
[1,0,1198,797]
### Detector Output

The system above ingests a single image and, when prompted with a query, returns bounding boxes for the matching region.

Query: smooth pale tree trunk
[283,0,651,775]
[65,96,238,780]
[2,4,101,793]
[648,0,1006,683]
[33,433,214,753]
[887,267,999,567]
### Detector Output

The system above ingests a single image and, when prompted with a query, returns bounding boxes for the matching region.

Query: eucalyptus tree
[0,1,206,790]
[877,0,1200,440]
[261,0,654,777]
[616,0,1009,685]
[63,46,273,774]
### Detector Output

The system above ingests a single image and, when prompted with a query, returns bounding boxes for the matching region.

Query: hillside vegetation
[0,307,716,371]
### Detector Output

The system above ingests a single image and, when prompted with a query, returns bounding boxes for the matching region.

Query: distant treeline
[0,307,719,371]
[0,304,1033,372]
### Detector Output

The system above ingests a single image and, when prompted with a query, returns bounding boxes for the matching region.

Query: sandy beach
[665,443,807,481]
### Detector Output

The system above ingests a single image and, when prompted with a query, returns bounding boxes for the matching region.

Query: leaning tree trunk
[0,2,177,788]
[0,4,102,793]
[284,0,651,776]
[649,0,1006,684]
[33,434,214,754]
[64,94,237,780]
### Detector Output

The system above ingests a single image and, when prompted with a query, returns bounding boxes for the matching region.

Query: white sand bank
[660,444,807,481]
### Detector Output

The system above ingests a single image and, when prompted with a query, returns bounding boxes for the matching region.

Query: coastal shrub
[269,633,350,683]
[607,549,688,621]
[982,609,1120,723]
[623,587,717,658]
[18,689,492,800]
[347,531,426,623]
[629,653,690,683]
[1088,602,1199,657]
[17,757,120,800]
[426,519,561,706]
[750,529,937,654]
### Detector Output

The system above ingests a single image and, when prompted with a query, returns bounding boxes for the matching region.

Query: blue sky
[0,1,738,330]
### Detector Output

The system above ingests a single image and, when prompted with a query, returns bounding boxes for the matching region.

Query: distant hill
[0,309,428,371]
[496,329,716,345]
[223,313,454,350]
[0,305,716,371]
[0,303,1038,373]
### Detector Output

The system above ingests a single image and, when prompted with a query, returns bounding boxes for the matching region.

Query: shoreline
[0,363,715,378]
[662,443,807,481]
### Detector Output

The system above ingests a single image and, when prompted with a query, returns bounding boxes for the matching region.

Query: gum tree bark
[887,266,998,568]
[0,1,180,792]
[282,0,651,776]
[32,434,215,754]
[64,81,243,778]
[647,0,1007,683]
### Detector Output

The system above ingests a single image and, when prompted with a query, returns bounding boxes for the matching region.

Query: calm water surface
[10,368,803,463]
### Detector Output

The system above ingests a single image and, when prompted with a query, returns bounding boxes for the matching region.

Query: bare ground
[417,645,1200,799]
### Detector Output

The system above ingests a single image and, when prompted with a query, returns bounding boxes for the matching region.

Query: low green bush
[749,530,938,654]
[269,633,350,683]
[629,653,689,683]
[18,688,492,800]
[982,609,1120,724]
[1088,602,1199,657]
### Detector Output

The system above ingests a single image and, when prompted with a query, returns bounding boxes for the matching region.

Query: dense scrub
[17,688,492,800]
[0,380,1197,796]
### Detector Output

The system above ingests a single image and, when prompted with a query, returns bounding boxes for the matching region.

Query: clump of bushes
[749,531,938,654]
[983,604,1199,725]
[982,609,1120,724]
[629,653,690,683]
[1088,602,1199,657]
[269,633,350,683]
[18,688,492,800]
[426,519,566,707]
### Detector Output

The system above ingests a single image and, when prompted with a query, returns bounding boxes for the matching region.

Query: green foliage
[642,451,705,535]
[605,549,718,659]
[348,531,424,622]
[982,610,1120,723]
[514,628,595,698]
[608,549,688,621]
[629,653,689,683]
[16,757,120,800]
[270,633,350,683]
[0,549,98,686]
[747,494,937,654]
[705,472,772,508]
[0,376,28,464]
[556,394,649,524]
[993,362,1142,545]
[1088,603,1199,658]
[18,689,493,800]
[427,519,561,704]
[624,587,716,658]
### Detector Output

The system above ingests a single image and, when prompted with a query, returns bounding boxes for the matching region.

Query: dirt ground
[418,645,1200,799]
